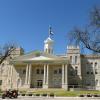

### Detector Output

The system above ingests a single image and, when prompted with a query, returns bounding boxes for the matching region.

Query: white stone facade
[0,37,100,91]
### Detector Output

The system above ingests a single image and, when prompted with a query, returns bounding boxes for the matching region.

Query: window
[91,62,93,64]
[0,80,2,85]
[87,72,89,74]
[95,62,98,69]
[69,68,74,76]
[95,62,97,66]
[59,68,62,74]
[91,72,93,74]
[95,71,98,74]
[86,82,90,86]
[70,56,72,63]
[36,69,40,74]
[95,80,99,86]
[75,67,78,75]
[85,80,91,86]
[48,48,50,53]
[54,70,57,74]
[41,69,44,74]
[75,56,77,64]
[23,69,26,74]
[95,69,98,74]
[91,62,93,67]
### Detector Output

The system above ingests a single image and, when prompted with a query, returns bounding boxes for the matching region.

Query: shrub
[42,93,47,97]
[49,93,54,97]
[21,94,25,96]
[28,94,32,96]
[35,94,40,96]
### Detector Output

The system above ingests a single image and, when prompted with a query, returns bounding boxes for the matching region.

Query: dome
[44,37,54,44]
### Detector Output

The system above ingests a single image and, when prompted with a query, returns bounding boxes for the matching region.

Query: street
[1,96,100,100]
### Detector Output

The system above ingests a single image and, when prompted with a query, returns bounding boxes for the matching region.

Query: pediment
[11,50,67,64]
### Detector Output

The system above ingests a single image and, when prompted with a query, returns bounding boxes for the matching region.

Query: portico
[12,53,68,90]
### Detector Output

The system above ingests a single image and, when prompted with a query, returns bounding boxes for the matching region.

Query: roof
[81,54,100,59]
[44,37,54,44]
[11,50,68,64]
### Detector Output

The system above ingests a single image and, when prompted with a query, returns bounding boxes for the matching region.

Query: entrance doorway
[53,78,61,88]
[37,80,43,88]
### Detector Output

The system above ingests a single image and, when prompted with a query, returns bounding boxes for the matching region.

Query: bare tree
[0,43,16,64]
[68,6,100,53]
[90,6,100,27]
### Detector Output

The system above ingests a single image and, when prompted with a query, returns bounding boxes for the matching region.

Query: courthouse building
[0,29,100,90]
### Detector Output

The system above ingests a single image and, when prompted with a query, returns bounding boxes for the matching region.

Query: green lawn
[19,89,100,97]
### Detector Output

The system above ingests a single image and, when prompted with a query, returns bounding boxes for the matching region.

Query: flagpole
[48,25,54,38]
[49,25,51,38]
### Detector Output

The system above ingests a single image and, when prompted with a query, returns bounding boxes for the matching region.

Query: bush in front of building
[35,93,40,96]
[49,93,54,97]
[41,93,48,97]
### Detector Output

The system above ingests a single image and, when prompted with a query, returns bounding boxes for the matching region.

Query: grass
[18,89,100,97]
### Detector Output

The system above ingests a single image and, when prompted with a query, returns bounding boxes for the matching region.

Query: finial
[49,25,54,38]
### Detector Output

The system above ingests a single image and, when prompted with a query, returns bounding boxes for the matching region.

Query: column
[62,64,65,88]
[46,64,49,85]
[65,64,68,90]
[43,64,49,88]
[62,64,68,90]
[25,64,29,85]
[62,64,65,86]
[43,64,46,85]
[28,64,32,87]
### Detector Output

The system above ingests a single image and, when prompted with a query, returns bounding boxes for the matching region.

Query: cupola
[44,26,54,54]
